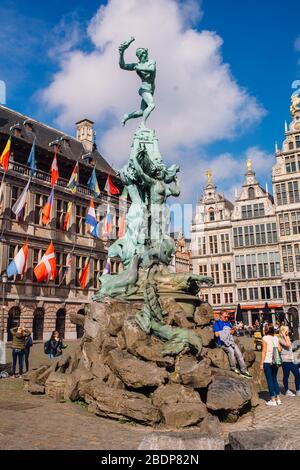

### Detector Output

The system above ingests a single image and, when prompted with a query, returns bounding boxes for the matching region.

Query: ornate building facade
[170,232,192,273]
[272,97,300,335]
[191,172,235,312]
[0,105,122,341]
[191,96,300,336]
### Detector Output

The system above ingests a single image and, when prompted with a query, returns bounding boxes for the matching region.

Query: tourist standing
[24,333,33,373]
[213,311,252,379]
[45,331,65,359]
[260,324,282,406]
[10,325,31,378]
[279,326,300,397]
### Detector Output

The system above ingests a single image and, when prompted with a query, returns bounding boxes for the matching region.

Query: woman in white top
[279,326,300,397]
[260,324,282,406]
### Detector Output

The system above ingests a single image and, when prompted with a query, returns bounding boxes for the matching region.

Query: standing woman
[260,324,282,406]
[24,333,33,373]
[10,325,31,378]
[279,326,300,396]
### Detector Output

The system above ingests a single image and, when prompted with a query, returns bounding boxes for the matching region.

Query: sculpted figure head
[136,47,148,63]
[164,164,179,183]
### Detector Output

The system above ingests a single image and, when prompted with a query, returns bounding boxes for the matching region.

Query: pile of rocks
[25,300,259,428]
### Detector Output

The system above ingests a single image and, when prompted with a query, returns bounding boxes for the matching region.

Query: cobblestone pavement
[252,395,300,449]
[221,395,300,449]
[0,379,153,450]
[1,338,300,450]
[1,377,300,450]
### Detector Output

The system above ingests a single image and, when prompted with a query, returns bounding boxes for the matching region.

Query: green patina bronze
[119,37,156,127]
[93,38,214,355]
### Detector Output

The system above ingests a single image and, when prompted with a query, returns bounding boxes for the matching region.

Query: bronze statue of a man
[119,37,156,126]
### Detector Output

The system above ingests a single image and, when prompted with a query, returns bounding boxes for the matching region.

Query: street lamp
[0,273,8,342]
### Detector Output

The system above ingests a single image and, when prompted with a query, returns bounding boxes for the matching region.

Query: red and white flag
[104,175,120,195]
[34,242,57,282]
[79,259,90,289]
[50,146,59,186]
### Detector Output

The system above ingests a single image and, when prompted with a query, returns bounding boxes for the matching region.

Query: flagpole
[0,172,6,241]
[58,243,75,288]
[0,171,6,209]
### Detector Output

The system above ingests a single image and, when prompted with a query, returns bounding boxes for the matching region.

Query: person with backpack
[24,334,33,373]
[279,326,300,397]
[260,323,282,406]
[44,331,65,359]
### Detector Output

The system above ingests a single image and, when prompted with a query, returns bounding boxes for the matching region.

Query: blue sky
[1,0,300,203]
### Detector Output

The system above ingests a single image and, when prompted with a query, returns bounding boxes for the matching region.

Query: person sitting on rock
[45,331,66,359]
[213,311,252,379]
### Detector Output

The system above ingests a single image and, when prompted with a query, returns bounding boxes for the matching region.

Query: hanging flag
[0,136,11,171]
[85,198,98,237]
[87,167,100,198]
[104,204,112,236]
[34,242,57,282]
[63,201,72,231]
[67,162,79,193]
[120,186,128,200]
[0,178,4,208]
[42,188,54,225]
[66,252,73,271]
[118,212,126,238]
[96,219,102,239]
[50,146,59,186]
[12,179,31,219]
[104,175,120,195]
[6,241,29,278]
[27,138,36,176]
[79,259,90,289]
[103,258,111,275]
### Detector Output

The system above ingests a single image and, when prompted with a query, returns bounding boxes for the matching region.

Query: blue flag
[27,139,36,176]
[87,167,100,198]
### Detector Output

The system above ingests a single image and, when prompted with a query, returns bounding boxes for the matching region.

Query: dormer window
[61,138,70,150]
[208,208,215,221]
[10,123,22,138]
[289,142,294,150]
[296,135,300,149]
[248,187,255,199]
[13,128,22,138]
[25,123,33,132]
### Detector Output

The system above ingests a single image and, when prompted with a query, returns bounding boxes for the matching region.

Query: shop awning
[240,304,283,310]
[213,309,236,314]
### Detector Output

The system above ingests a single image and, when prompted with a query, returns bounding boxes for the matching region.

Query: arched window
[56,309,66,339]
[76,309,85,339]
[33,308,44,340]
[7,307,21,341]
[248,187,255,200]
[208,208,215,221]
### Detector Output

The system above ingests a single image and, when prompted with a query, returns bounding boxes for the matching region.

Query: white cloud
[48,12,85,60]
[295,35,300,51]
[179,146,274,204]
[40,0,265,172]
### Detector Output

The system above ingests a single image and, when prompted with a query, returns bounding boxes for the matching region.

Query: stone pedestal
[26,300,259,428]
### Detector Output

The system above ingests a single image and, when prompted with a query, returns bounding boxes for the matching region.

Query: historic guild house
[191,96,300,339]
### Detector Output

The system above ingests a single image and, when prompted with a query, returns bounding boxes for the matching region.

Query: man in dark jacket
[10,325,31,377]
